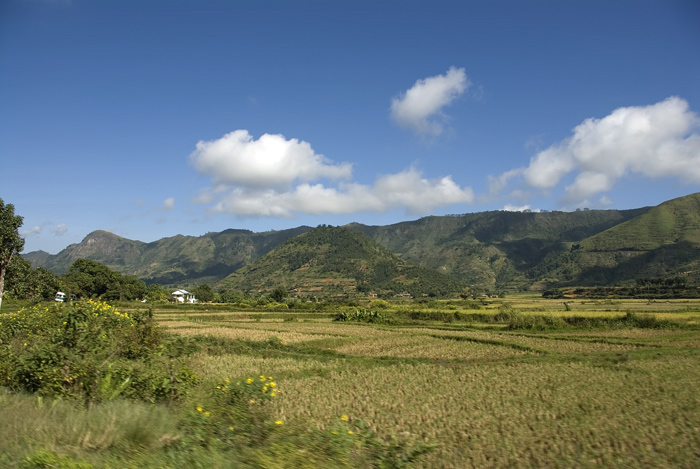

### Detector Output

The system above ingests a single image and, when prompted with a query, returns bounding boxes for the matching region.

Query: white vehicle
[54,292,75,302]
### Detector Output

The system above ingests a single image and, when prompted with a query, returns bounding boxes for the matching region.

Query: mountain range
[24,193,700,294]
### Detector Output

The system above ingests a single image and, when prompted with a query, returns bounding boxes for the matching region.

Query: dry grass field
[154,297,700,468]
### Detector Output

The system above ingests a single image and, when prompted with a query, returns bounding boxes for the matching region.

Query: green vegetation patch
[0,301,196,402]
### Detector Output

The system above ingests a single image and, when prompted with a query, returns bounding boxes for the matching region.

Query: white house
[171,289,196,303]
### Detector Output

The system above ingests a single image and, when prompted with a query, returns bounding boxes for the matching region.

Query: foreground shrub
[0,301,197,402]
[334,309,388,324]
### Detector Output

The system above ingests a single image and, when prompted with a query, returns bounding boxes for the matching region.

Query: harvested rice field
[153,299,700,468]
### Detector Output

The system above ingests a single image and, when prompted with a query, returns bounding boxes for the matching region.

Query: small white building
[171,289,196,303]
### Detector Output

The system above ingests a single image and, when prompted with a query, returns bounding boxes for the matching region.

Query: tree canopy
[0,198,25,311]
[63,258,147,301]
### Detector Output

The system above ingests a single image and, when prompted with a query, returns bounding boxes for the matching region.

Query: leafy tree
[216,289,245,303]
[146,283,169,302]
[270,285,287,302]
[192,284,214,303]
[63,259,146,300]
[64,259,117,298]
[5,255,61,301]
[115,274,148,301]
[4,254,31,299]
[0,198,25,311]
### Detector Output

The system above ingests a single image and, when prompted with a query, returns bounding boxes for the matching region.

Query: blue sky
[2,0,699,254]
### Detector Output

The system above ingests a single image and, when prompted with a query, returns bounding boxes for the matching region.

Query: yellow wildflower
[275,420,284,425]
[340,414,348,421]
[196,406,203,412]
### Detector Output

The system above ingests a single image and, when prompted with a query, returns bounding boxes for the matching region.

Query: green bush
[368,299,390,310]
[334,309,388,324]
[0,301,197,402]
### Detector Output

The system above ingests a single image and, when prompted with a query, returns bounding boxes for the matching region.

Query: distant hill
[348,206,648,289]
[23,193,700,291]
[530,193,700,285]
[25,227,312,286]
[217,225,466,297]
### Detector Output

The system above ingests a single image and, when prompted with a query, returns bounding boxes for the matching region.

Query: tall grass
[0,389,179,467]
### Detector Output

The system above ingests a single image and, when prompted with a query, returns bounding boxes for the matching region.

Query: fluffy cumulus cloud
[495,97,700,206]
[190,130,352,190]
[191,131,474,218]
[391,67,469,136]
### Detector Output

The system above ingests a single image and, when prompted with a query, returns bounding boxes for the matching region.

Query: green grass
[2,297,700,467]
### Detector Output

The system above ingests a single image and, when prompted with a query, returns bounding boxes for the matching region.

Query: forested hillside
[25,227,312,285]
[218,226,466,297]
[531,193,700,285]
[23,193,700,291]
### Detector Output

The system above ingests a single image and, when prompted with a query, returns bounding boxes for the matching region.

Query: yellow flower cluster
[243,375,279,397]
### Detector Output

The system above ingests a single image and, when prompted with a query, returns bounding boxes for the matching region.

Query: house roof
[172,289,190,295]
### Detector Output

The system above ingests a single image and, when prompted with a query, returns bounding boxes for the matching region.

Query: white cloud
[487,168,523,197]
[496,97,700,205]
[190,130,352,190]
[20,222,68,238]
[51,224,68,236]
[503,204,540,213]
[192,132,474,218]
[21,226,42,237]
[391,67,469,136]
[373,169,474,214]
[161,197,175,211]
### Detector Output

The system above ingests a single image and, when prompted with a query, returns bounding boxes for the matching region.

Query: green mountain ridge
[23,193,700,291]
[349,206,650,288]
[533,193,700,285]
[218,225,465,297]
[24,227,312,286]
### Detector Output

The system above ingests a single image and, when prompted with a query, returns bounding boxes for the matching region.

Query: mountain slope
[23,193,700,290]
[25,227,312,285]
[24,230,146,274]
[532,193,700,285]
[218,225,466,297]
[350,207,649,288]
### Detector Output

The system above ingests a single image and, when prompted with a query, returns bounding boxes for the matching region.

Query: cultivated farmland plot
[155,298,700,468]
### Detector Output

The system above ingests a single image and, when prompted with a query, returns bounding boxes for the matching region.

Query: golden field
[154,297,700,468]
